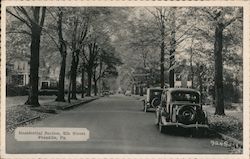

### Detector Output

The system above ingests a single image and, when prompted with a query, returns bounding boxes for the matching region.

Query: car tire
[151,97,161,108]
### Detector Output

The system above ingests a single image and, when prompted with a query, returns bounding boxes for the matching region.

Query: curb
[209,128,243,148]
[217,132,243,148]
[15,116,41,126]
[61,97,99,110]
[9,98,99,131]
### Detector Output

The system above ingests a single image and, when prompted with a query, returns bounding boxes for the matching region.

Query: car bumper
[161,117,209,129]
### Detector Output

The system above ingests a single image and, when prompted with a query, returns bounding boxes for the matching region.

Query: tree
[45,7,68,102]
[168,7,176,88]
[146,7,169,88]
[199,7,242,115]
[54,9,68,102]
[66,8,89,99]
[93,49,122,95]
[7,7,46,106]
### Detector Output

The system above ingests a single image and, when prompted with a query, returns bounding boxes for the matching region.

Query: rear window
[150,90,162,96]
[171,91,199,103]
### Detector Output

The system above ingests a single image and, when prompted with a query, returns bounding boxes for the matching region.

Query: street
[6,95,229,154]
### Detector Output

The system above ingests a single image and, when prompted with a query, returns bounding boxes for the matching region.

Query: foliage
[208,114,243,141]
[6,84,29,96]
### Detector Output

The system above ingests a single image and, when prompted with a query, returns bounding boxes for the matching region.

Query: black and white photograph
[1,0,249,158]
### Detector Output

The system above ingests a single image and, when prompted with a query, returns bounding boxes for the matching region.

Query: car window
[152,91,161,96]
[171,91,199,103]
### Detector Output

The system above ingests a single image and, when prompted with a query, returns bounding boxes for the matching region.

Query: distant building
[7,57,61,89]
[7,57,30,86]
[174,63,192,88]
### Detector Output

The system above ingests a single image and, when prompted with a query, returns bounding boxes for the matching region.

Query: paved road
[6,95,229,154]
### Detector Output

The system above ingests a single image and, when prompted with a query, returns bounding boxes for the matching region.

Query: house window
[12,75,24,86]
[41,82,49,89]
[175,73,181,81]
[23,63,25,70]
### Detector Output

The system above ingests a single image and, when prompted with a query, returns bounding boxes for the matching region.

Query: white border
[1,0,250,159]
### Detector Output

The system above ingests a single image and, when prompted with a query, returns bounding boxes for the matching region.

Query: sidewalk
[131,94,146,101]
[203,105,243,152]
[6,95,55,107]
[203,105,243,122]
[6,95,99,133]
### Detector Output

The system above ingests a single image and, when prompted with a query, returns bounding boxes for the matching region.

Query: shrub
[6,84,29,96]
[39,89,58,96]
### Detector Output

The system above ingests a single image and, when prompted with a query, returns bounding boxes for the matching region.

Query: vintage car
[143,88,163,112]
[155,88,208,132]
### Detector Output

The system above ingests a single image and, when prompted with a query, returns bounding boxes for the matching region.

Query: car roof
[166,88,200,94]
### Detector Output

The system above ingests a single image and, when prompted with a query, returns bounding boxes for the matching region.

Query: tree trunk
[70,50,80,100]
[25,24,41,106]
[81,67,85,98]
[67,73,71,103]
[160,14,165,88]
[198,66,203,104]
[190,39,194,88]
[56,10,67,102]
[94,74,98,96]
[71,66,77,99]
[87,69,92,96]
[169,9,176,88]
[214,24,225,115]
[98,59,103,95]
[56,52,67,102]
[25,7,46,107]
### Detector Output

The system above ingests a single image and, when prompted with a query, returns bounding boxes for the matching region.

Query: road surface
[6,95,229,154]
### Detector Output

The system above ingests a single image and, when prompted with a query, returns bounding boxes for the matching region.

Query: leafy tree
[44,7,68,102]
[198,7,242,115]
[65,8,89,100]
[7,7,46,106]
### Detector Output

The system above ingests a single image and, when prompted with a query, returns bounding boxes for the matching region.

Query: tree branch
[39,7,46,27]
[17,7,33,24]
[6,9,31,28]
[7,30,31,36]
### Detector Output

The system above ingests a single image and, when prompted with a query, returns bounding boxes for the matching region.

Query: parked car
[143,88,163,112]
[155,88,208,133]
[102,90,110,96]
[125,90,132,96]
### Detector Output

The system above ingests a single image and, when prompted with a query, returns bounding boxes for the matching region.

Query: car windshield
[171,91,199,103]
[150,90,162,96]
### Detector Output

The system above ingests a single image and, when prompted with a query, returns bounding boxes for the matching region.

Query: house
[7,56,61,89]
[174,63,192,88]
[7,57,30,86]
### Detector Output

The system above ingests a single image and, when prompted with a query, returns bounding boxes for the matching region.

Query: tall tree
[168,8,176,88]
[147,7,168,88]
[53,8,68,102]
[200,7,242,115]
[66,8,89,99]
[7,7,46,106]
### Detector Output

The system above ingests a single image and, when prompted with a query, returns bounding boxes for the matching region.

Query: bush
[6,84,29,96]
[39,89,58,96]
